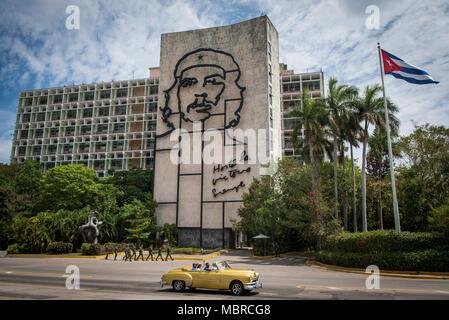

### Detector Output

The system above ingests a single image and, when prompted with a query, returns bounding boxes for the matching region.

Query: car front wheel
[230,281,244,296]
[172,280,186,292]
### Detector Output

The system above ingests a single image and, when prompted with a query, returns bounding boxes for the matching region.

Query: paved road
[0,251,448,300]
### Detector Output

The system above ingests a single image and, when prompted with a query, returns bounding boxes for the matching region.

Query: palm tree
[289,90,329,194]
[326,77,358,223]
[354,85,399,232]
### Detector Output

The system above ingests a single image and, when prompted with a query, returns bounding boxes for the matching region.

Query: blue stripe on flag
[388,72,439,85]
[400,66,430,76]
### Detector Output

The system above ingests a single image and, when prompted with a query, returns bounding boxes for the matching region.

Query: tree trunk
[350,144,357,232]
[333,137,339,219]
[378,174,383,230]
[341,143,348,230]
[361,122,369,232]
[308,140,317,194]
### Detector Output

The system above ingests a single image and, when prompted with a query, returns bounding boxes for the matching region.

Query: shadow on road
[156,287,259,297]
[220,249,309,267]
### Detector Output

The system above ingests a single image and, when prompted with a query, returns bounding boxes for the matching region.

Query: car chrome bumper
[160,280,166,287]
[244,280,262,290]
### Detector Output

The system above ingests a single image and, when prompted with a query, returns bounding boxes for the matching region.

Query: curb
[7,250,224,261]
[307,260,449,280]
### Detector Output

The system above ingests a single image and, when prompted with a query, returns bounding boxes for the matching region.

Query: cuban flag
[381,49,439,85]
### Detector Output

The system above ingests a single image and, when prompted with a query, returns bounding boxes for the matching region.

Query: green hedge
[317,250,449,272]
[81,243,105,256]
[47,242,73,254]
[323,230,449,254]
[7,243,27,254]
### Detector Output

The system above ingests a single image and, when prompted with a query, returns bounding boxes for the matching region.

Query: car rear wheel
[172,280,186,292]
[230,281,244,296]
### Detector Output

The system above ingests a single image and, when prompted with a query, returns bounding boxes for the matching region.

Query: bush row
[47,242,73,254]
[81,243,106,256]
[317,250,449,272]
[323,230,449,254]
[7,242,73,254]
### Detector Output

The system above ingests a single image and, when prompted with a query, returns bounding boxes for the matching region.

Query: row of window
[22,87,158,106]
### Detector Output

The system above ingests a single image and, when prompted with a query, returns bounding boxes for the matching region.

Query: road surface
[0,251,448,300]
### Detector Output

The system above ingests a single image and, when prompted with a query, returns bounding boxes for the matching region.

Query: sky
[0,0,448,164]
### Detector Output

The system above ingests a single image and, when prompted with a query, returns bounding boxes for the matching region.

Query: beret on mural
[175,48,240,78]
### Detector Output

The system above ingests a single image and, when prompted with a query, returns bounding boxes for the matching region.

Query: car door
[193,270,222,289]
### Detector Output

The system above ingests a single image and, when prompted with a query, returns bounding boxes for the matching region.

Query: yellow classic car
[160,260,262,295]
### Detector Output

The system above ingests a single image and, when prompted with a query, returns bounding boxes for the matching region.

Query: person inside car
[203,262,211,271]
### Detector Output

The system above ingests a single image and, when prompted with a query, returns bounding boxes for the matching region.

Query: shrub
[317,250,449,272]
[323,230,449,254]
[47,242,73,255]
[7,243,27,254]
[81,243,105,256]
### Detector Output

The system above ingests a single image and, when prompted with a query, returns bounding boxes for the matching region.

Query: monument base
[178,228,235,249]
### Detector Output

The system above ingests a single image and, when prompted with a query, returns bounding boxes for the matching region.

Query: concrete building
[10,78,159,176]
[280,63,325,159]
[153,16,282,248]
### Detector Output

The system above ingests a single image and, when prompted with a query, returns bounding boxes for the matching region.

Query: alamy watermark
[65,5,80,30]
[365,5,380,30]
[64,265,80,289]
[365,265,380,289]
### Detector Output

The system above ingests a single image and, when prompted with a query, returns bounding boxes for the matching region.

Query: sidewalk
[7,250,225,261]
[307,260,449,280]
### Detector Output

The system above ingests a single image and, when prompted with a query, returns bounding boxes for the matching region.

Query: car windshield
[213,261,231,270]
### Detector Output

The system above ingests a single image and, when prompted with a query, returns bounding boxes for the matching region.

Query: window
[81,125,91,135]
[149,120,157,130]
[39,96,47,105]
[48,145,57,154]
[18,146,26,156]
[22,114,31,123]
[149,86,158,95]
[35,129,44,138]
[85,92,94,101]
[98,107,109,116]
[51,111,60,120]
[24,98,33,106]
[113,123,125,133]
[83,109,93,118]
[20,130,28,139]
[116,88,127,98]
[148,102,157,113]
[100,90,111,99]
[33,146,41,155]
[53,95,63,103]
[65,127,75,136]
[36,112,46,122]
[69,93,78,102]
[97,124,108,134]
[115,105,127,115]
[50,128,59,137]
[67,110,77,119]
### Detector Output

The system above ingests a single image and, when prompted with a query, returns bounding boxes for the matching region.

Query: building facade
[10,78,159,176]
[153,16,282,248]
[280,63,325,159]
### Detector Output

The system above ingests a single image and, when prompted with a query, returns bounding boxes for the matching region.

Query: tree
[39,164,98,211]
[397,124,449,231]
[102,168,153,206]
[117,199,157,245]
[289,90,330,194]
[325,77,358,225]
[0,160,42,218]
[367,127,390,229]
[353,85,399,231]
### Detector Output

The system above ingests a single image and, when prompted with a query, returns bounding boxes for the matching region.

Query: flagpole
[377,42,401,232]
